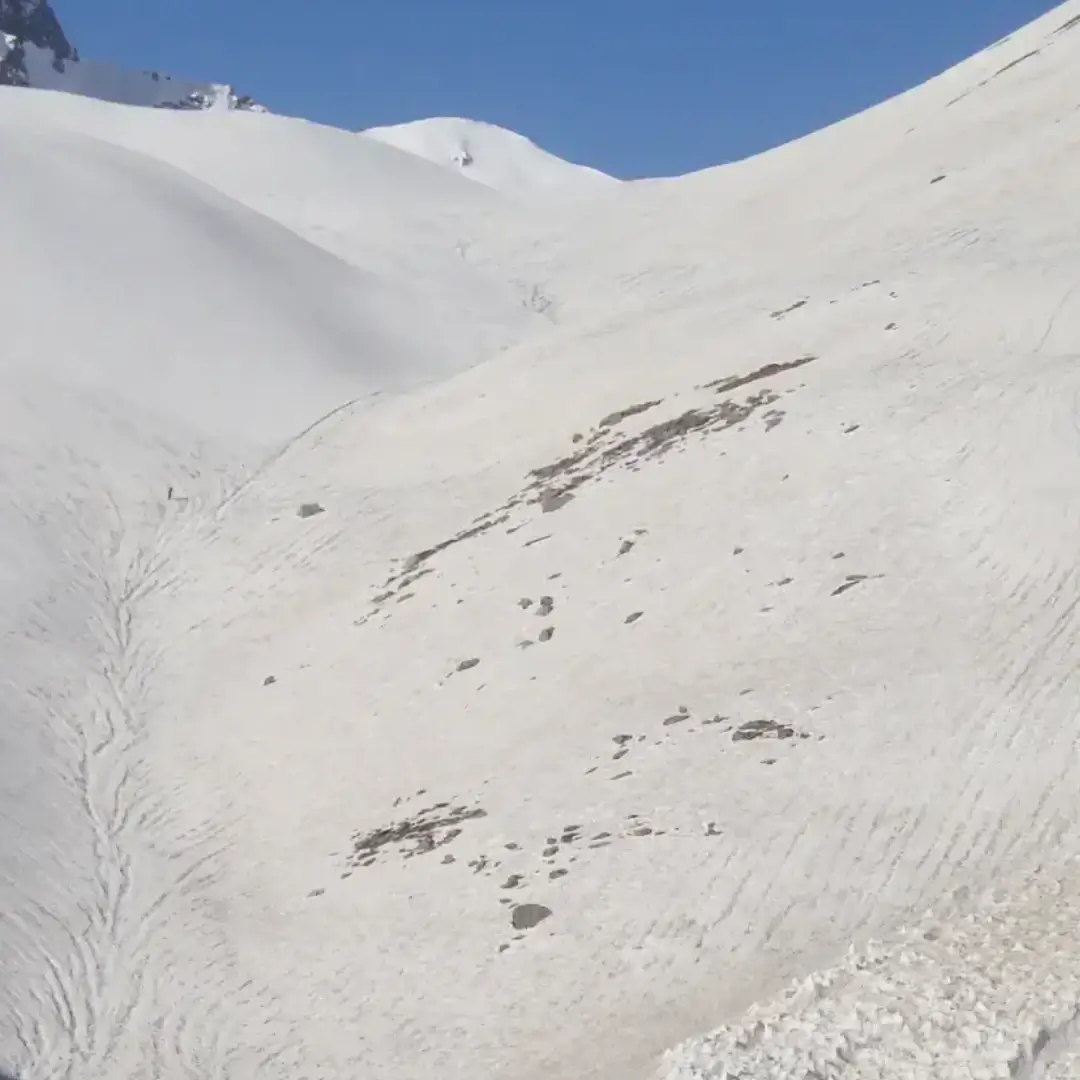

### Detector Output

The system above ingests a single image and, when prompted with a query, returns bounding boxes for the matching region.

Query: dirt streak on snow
[3,1,1080,1079]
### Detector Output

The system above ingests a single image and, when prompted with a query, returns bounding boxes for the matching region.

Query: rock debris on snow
[7,2,1080,1079]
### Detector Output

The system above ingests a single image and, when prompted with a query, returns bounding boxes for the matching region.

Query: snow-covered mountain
[361,116,619,195]
[0,2,611,194]
[5,3,1080,1080]
[0,0,260,110]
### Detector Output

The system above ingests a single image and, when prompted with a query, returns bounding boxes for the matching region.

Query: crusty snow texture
[5,1,1080,1080]
[661,867,1080,1079]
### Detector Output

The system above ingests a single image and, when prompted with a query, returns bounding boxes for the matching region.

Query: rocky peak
[0,0,73,84]
[0,0,261,110]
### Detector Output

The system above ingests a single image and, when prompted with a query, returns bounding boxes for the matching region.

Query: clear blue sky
[55,0,1060,178]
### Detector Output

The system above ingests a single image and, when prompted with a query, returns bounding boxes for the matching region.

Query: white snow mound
[361,115,620,195]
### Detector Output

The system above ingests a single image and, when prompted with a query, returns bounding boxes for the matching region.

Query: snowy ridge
[361,115,620,195]
[3,0,1080,1079]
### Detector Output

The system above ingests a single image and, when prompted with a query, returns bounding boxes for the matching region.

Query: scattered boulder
[511,903,552,930]
[297,502,325,518]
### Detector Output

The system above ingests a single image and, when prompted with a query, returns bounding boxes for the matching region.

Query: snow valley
[3,2,1080,1080]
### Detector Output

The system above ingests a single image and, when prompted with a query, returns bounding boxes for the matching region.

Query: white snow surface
[361,115,620,195]
[4,3,1080,1080]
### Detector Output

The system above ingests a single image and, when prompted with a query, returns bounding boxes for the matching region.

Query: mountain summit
[361,116,619,195]
[0,0,260,109]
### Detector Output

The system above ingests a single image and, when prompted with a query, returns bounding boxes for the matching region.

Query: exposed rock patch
[511,903,552,930]
[347,801,487,869]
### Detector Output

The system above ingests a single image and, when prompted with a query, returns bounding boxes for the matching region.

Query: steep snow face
[361,115,620,195]
[6,3,1080,1080]
[0,0,258,109]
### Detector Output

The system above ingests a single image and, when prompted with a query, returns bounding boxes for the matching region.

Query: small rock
[549,868,569,880]
[542,845,559,858]
[662,713,688,726]
[297,502,325,519]
[624,611,644,624]
[307,888,325,897]
[501,874,523,889]
[263,675,277,686]
[617,539,634,556]
[538,627,555,643]
[612,771,633,781]
[537,596,555,616]
[613,734,633,745]
[511,903,552,931]
[519,598,534,609]
[540,490,574,514]
[456,657,481,672]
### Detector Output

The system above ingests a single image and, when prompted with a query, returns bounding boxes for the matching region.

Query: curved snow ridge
[360,116,619,196]
[660,867,1080,1080]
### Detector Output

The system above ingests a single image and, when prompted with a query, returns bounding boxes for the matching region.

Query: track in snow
[0,478,283,1080]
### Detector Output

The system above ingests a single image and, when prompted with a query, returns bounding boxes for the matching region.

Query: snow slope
[361,115,620,195]
[0,89,547,360]
[5,2,1080,1080]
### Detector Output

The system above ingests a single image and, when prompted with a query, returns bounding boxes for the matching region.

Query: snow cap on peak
[360,115,619,196]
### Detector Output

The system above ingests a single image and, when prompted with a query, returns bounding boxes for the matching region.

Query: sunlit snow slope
[4,3,1080,1080]
[361,115,620,194]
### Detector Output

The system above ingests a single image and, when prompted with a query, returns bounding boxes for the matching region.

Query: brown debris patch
[347,802,487,868]
[599,399,664,429]
[732,719,796,742]
[704,354,816,394]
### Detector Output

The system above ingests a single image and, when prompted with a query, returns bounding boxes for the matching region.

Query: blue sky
[55,0,1059,178]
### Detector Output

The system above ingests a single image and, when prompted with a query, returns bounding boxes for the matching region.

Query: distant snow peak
[0,0,261,111]
[361,116,620,196]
